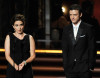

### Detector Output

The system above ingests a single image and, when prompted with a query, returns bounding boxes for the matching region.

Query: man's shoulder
[81,22,94,33]
[82,21,93,28]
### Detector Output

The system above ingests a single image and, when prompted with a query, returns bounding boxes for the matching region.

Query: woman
[4,14,35,78]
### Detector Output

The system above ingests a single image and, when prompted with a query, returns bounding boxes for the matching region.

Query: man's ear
[80,13,82,17]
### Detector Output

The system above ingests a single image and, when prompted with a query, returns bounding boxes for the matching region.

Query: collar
[72,20,81,29]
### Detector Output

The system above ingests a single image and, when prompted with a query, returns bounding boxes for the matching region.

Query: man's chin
[72,22,77,24]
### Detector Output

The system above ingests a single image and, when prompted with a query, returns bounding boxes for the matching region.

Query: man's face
[69,10,82,25]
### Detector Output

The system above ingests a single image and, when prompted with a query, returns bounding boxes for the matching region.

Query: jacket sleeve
[87,26,96,70]
[62,27,68,72]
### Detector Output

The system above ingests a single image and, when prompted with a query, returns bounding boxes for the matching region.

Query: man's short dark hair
[69,4,82,14]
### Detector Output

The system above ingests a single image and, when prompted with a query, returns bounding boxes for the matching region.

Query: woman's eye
[15,25,18,26]
[14,24,23,26]
[20,24,24,26]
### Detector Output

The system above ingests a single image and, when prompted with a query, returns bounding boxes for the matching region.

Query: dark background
[0,0,100,49]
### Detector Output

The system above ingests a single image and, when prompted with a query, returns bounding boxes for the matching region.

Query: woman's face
[13,21,24,34]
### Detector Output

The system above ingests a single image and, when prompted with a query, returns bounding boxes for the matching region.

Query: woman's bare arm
[5,35,18,70]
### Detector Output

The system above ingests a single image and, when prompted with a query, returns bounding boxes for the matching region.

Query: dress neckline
[12,33,27,40]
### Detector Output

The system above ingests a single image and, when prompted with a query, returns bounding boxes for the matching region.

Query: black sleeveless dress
[6,33,33,78]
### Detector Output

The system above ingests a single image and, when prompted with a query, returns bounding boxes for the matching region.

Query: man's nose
[71,15,74,18]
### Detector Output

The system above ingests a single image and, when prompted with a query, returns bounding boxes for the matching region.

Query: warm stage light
[0,49,5,51]
[97,51,100,54]
[35,50,62,53]
[62,5,68,15]
[62,7,66,13]
[0,48,100,54]
[0,49,62,53]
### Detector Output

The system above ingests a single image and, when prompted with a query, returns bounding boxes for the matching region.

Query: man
[62,4,96,78]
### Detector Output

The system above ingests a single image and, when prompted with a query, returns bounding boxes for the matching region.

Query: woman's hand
[18,61,25,71]
[14,64,19,71]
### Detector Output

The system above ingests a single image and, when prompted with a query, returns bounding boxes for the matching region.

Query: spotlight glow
[62,7,65,13]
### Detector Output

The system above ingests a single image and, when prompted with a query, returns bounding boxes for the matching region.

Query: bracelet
[23,60,27,66]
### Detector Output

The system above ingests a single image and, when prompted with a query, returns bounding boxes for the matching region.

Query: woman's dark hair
[11,14,25,25]
[69,4,82,14]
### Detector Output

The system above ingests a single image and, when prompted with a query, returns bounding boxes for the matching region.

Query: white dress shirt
[72,20,81,40]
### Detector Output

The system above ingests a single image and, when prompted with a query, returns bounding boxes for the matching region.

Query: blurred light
[36,50,62,53]
[0,48,100,54]
[0,49,62,53]
[62,7,65,13]
[0,49,5,51]
[61,5,68,15]
[97,51,100,54]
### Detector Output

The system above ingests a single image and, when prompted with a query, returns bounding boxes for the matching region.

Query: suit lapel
[69,22,84,45]
[75,27,83,43]
[75,22,84,44]
[69,25,76,45]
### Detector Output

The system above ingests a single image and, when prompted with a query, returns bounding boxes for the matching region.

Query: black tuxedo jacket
[62,21,96,75]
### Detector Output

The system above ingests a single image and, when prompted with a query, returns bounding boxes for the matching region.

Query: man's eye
[74,14,77,16]
[20,24,24,26]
